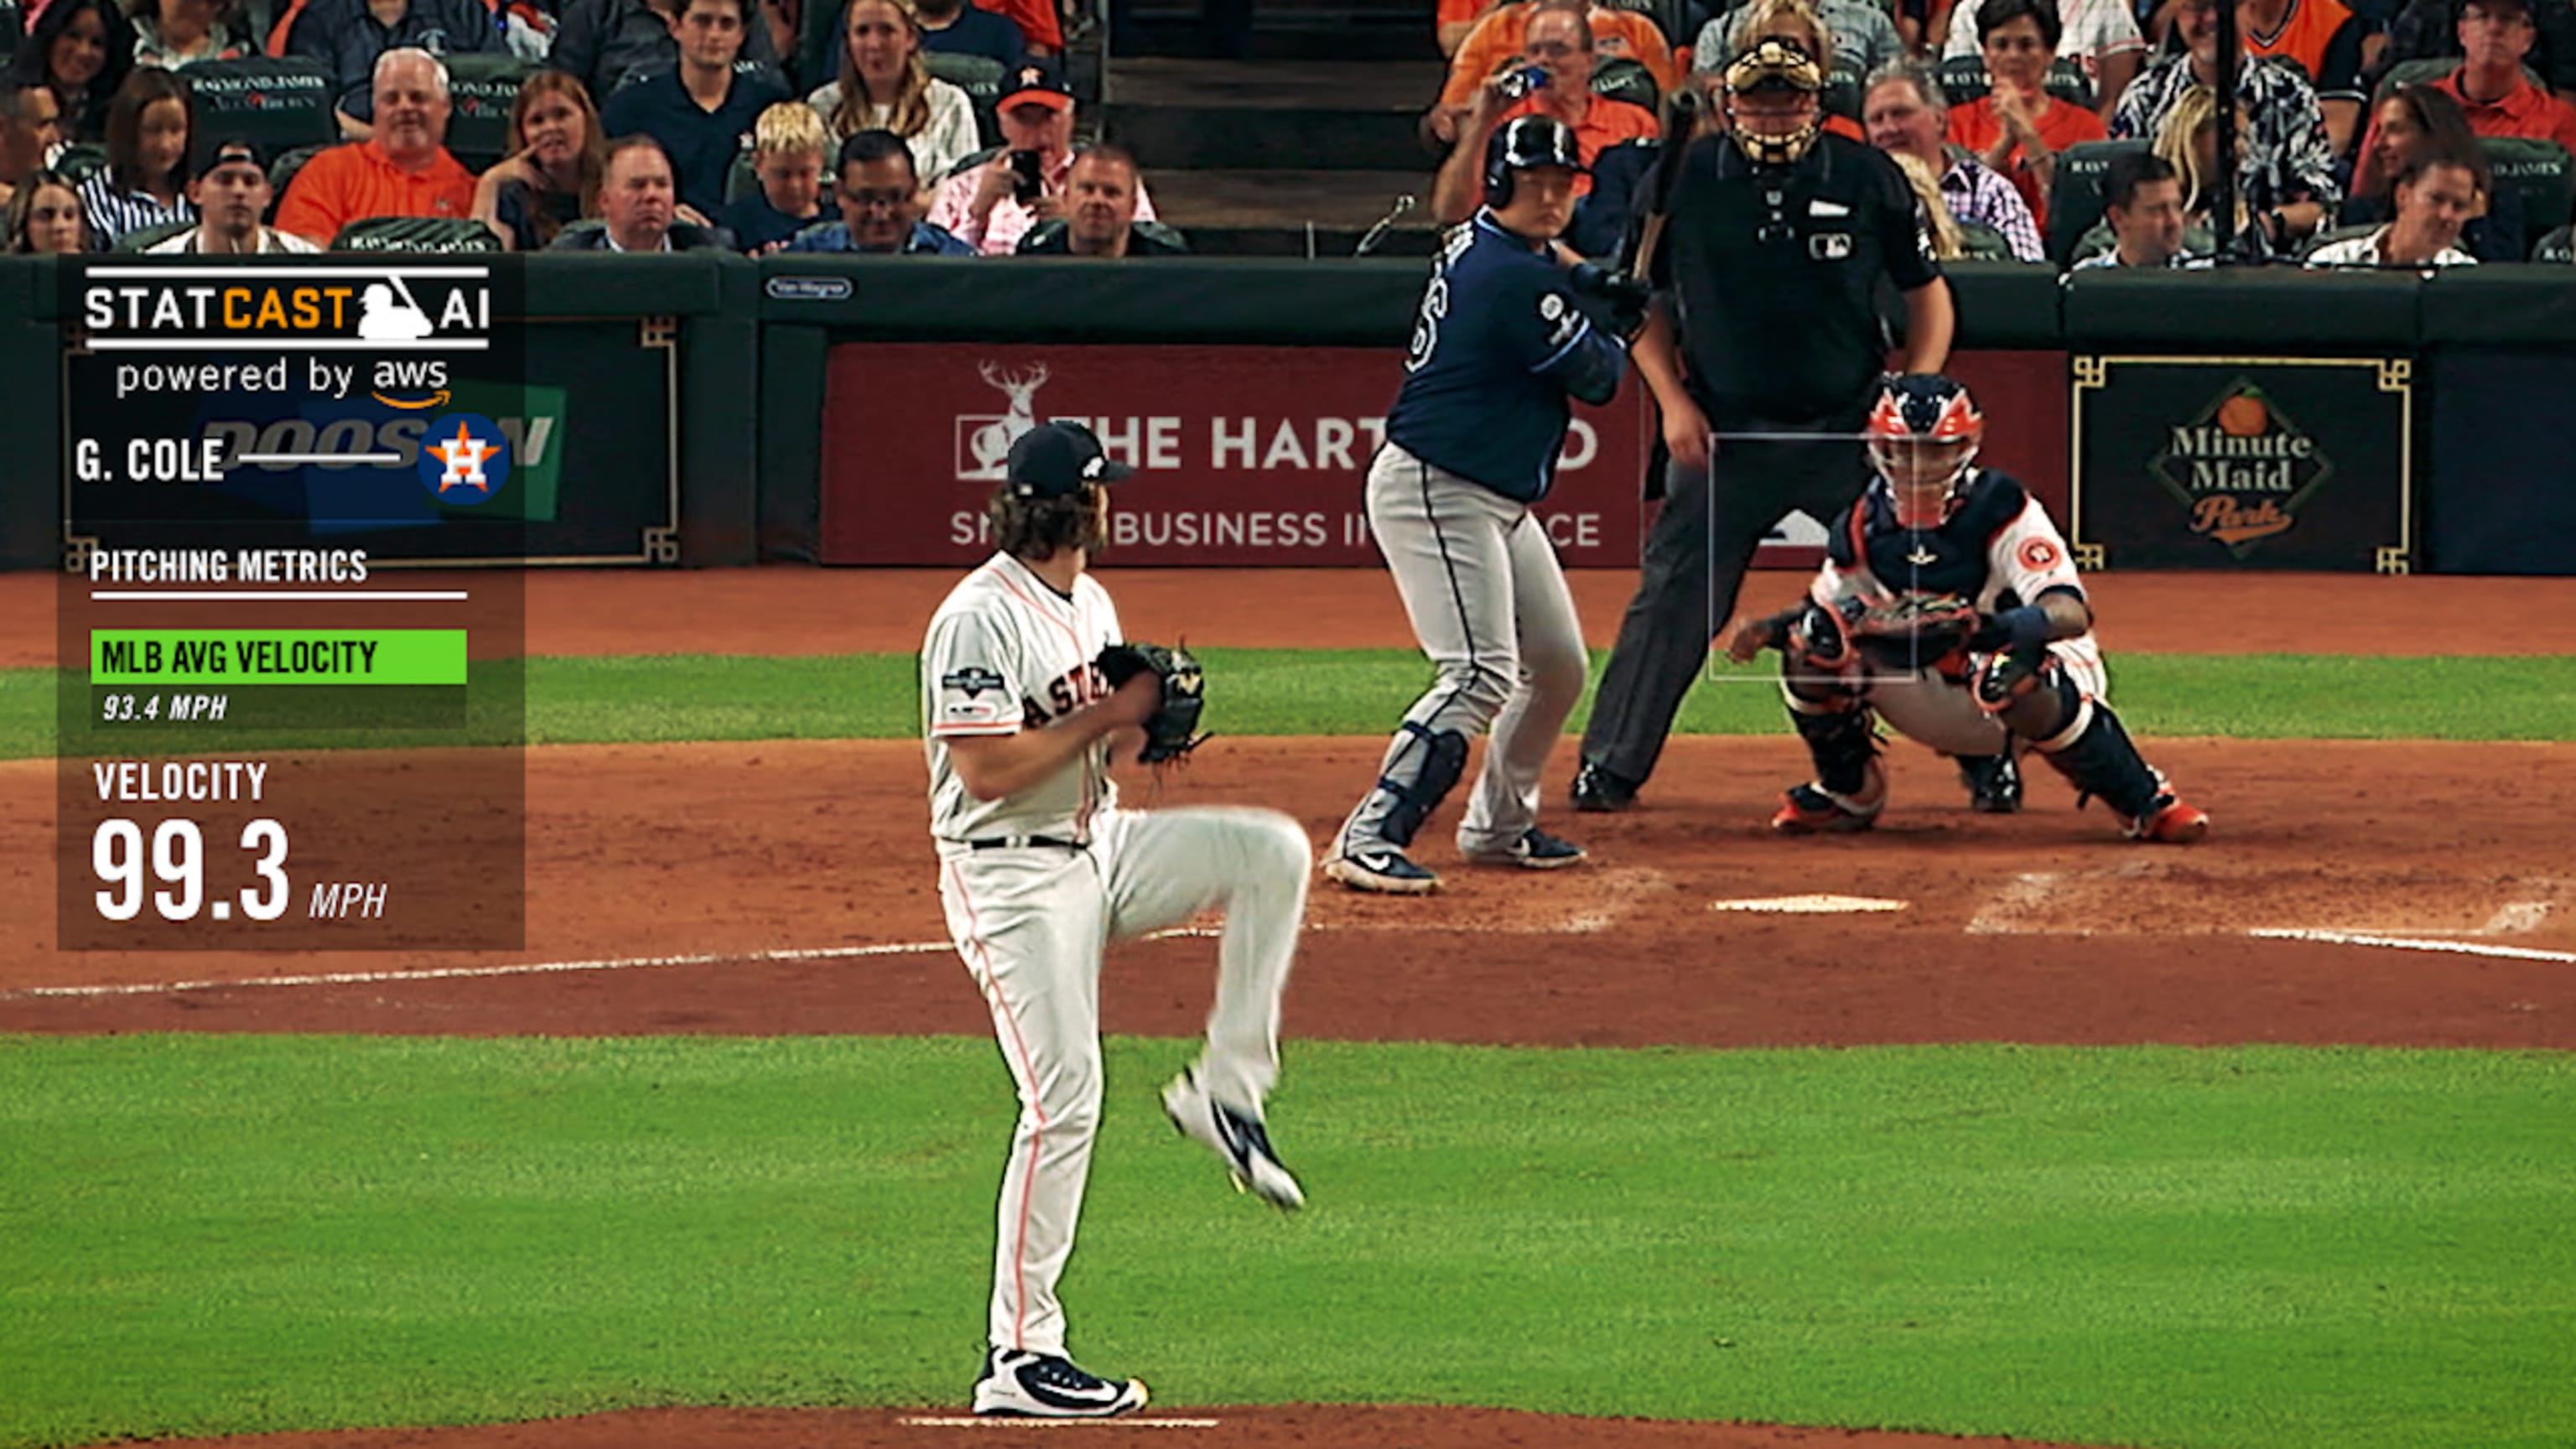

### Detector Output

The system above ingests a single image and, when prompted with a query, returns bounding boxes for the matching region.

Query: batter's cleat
[973,1348,1149,1418]
[1569,761,1639,813]
[1161,1069,1306,1210]
[2123,794,2210,844]
[1324,848,1439,895]
[1463,827,1587,870]
[1771,782,1883,834]
[1956,752,2023,814]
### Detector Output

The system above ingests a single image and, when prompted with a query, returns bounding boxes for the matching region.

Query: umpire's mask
[1723,38,1826,167]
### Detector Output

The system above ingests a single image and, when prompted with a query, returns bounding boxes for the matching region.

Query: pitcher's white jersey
[922,552,1123,850]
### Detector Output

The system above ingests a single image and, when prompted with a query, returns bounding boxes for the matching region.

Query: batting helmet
[1483,114,1585,209]
[1722,37,1826,167]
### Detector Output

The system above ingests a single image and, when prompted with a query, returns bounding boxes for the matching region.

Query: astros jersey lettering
[922,552,1121,849]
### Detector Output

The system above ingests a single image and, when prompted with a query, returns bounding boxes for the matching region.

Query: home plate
[1710,895,1909,914]
[898,1417,1219,1430]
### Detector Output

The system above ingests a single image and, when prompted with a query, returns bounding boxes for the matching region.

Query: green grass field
[7,650,2576,759]
[4,1036,2572,1449]
[8,647,2573,1449]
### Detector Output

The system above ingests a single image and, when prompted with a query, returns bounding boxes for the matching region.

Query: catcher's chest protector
[1833,470,2028,598]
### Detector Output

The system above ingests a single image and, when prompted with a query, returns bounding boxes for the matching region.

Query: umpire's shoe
[1955,751,2023,814]
[1161,1068,1306,1210]
[1324,848,1439,894]
[1570,761,1639,813]
[973,1348,1149,1418]
[1463,827,1587,870]
[1771,782,1883,834]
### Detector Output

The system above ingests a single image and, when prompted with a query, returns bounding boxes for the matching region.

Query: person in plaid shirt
[1864,61,2045,260]
[2111,0,2339,256]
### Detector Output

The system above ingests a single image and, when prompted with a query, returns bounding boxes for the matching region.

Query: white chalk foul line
[2248,928,2576,963]
[896,1417,1218,1430]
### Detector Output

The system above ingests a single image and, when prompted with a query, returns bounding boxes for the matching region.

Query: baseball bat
[1621,88,1701,283]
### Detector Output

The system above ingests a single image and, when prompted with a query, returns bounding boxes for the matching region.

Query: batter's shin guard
[2029,693,2166,822]
[1357,721,1469,849]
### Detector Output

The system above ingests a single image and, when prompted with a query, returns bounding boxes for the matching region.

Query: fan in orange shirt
[1429,0,1661,223]
[1945,0,2106,229]
[1429,0,1675,143]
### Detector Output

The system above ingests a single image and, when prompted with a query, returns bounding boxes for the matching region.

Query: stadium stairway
[1100,0,1447,257]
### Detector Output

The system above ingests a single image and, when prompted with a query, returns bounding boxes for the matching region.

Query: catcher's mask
[1484,113,1587,210]
[1867,373,1985,527]
[1723,37,1825,168]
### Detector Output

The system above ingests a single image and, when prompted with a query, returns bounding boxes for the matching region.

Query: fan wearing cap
[925,60,1157,256]
[1322,114,1630,896]
[922,420,1314,1419]
[146,134,320,252]
[1566,34,1966,820]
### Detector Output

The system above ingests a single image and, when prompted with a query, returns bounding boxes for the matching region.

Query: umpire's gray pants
[1336,444,1588,859]
[1581,407,1872,788]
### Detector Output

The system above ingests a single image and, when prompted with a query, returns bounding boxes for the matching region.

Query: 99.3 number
[93,818,290,922]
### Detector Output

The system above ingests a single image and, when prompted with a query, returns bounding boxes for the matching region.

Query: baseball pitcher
[1724,374,2210,843]
[922,423,1313,1418]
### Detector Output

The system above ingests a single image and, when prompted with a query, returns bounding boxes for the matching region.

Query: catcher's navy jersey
[1384,211,1629,502]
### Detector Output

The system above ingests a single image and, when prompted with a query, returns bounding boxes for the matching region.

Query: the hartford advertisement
[818,344,2069,568]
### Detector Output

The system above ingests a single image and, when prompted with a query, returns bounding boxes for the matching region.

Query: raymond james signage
[2073,356,2413,573]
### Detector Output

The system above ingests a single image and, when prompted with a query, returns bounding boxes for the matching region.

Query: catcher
[920,422,1313,1419]
[1723,374,2210,844]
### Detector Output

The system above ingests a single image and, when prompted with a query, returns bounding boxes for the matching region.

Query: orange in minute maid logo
[2148,380,2334,553]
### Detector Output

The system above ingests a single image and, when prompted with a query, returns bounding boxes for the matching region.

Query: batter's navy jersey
[1384,211,1630,502]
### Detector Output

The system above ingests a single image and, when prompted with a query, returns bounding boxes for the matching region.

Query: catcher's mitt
[1095,641,1208,764]
[1845,591,1981,668]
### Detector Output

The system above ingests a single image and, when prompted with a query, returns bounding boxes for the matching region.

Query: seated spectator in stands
[2231,0,2371,154]
[8,0,135,140]
[915,0,1026,68]
[807,0,976,179]
[1016,143,1183,254]
[783,125,972,249]
[0,80,68,210]
[720,99,826,248]
[2071,148,2213,263]
[1889,148,1966,255]
[79,68,193,247]
[2366,0,2576,101]
[550,132,734,247]
[2376,0,2576,149]
[1699,0,1900,86]
[3,167,89,249]
[148,132,319,249]
[2344,80,2526,254]
[473,70,606,249]
[276,47,476,244]
[1430,0,1675,145]
[1429,0,1658,225]
[132,0,252,68]
[278,0,503,138]
[546,0,782,111]
[2113,0,2340,251]
[927,60,1156,253]
[1863,63,2044,259]
[600,0,789,218]
[2308,146,2483,259]
[1945,0,2107,230]
[1933,0,2144,118]
[2156,81,2249,235]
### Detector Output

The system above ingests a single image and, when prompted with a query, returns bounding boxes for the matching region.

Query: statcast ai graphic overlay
[58,260,528,952]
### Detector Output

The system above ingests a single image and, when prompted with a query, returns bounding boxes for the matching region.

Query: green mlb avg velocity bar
[90,631,468,687]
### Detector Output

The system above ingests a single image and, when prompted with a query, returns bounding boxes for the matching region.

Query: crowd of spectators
[1,0,1180,256]
[1426,0,2576,266]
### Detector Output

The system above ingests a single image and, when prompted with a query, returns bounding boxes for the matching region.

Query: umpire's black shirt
[1654,130,1940,424]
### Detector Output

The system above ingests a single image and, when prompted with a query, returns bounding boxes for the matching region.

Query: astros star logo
[431,419,496,496]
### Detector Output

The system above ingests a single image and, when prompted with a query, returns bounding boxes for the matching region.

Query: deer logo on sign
[958,361,1052,480]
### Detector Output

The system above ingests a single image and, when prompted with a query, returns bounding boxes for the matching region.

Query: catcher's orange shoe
[1771,783,1882,834]
[2124,794,2209,844]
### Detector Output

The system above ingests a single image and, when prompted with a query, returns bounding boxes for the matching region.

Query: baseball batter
[1323,115,1634,895]
[1724,374,2210,842]
[922,423,1314,1419]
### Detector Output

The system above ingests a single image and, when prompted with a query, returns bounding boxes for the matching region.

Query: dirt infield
[9,566,2573,1449]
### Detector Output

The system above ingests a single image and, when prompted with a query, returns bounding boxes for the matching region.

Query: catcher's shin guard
[2029,690,2180,826]
[1785,692,1881,798]
[1355,720,1469,849]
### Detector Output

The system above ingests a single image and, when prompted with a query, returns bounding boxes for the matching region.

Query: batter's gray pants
[1336,444,1588,859]
[1580,408,1871,789]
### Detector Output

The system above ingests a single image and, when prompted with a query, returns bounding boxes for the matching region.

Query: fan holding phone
[926,60,1162,255]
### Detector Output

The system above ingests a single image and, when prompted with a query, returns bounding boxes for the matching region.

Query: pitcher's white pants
[1337,444,1589,858]
[937,806,1311,1355]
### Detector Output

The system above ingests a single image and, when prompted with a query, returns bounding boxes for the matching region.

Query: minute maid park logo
[2148,380,2333,557]
[417,414,511,503]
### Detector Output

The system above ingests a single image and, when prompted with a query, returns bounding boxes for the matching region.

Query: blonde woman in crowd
[808,0,977,183]
[1889,148,1965,257]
